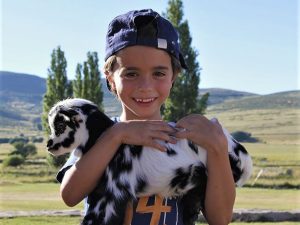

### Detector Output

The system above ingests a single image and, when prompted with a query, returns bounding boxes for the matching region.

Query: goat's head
[47,98,95,156]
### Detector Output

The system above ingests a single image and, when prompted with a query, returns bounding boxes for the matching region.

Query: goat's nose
[47,139,53,148]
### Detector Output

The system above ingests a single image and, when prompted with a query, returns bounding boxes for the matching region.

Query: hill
[199,88,257,105]
[0,71,121,132]
[208,90,300,111]
[0,71,46,95]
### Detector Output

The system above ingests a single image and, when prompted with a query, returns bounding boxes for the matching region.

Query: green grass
[201,223,299,225]
[242,143,300,188]
[206,108,300,144]
[0,216,299,225]
[0,216,81,225]
[0,183,83,211]
[245,143,300,166]
[234,188,299,211]
[0,142,58,183]
[0,183,298,211]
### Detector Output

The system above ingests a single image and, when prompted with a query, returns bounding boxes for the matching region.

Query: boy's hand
[174,114,228,155]
[111,120,177,152]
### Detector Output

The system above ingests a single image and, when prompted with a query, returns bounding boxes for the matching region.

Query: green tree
[42,46,70,133]
[163,0,209,121]
[73,64,83,97]
[10,142,37,158]
[42,46,71,167]
[73,52,103,110]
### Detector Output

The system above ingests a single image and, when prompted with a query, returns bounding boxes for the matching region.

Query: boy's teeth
[135,98,154,103]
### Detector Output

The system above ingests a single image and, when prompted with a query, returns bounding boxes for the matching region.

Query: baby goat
[47,98,252,225]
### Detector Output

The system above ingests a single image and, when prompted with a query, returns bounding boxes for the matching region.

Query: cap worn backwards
[105,9,187,69]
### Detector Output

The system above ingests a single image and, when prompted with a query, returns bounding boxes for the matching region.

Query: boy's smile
[134,97,157,104]
[109,46,174,121]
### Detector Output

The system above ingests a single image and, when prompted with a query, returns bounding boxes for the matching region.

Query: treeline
[0,136,44,144]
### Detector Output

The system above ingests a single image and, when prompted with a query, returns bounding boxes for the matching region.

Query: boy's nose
[137,76,154,91]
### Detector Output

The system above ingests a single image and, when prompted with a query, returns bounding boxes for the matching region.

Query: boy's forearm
[60,125,123,207]
[203,150,236,225]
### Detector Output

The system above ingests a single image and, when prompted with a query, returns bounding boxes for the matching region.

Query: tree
[163,0,209,121]
[10,142,37,158]
[73,52,103,110]
[73,64,83,97]
[42,46,70,133]
[42,46,71,167]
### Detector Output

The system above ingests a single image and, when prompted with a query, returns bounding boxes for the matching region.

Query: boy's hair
[104,9,187,92]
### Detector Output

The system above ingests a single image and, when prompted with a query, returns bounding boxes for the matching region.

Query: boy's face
[108,46,174,120]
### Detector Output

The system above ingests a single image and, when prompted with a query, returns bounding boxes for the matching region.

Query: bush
[31,136,44,143]
[9,137,29,144]
[47,154,69,168]
[3,155,25,167]
[10,142,37,158]
[231,131,259,143]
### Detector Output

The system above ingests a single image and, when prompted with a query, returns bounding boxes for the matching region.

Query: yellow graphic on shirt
[136,195,171,225]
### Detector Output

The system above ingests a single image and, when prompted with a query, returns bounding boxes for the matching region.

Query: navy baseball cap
[105,9,187,69]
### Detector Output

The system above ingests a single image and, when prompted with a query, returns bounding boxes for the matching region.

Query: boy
[57,9,235,225]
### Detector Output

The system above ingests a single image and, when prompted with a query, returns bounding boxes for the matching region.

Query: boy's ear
[105,71,116,92]
[171,72,179,83]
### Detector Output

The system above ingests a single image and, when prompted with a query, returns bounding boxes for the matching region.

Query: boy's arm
[60,125,122,207]
[202,145,235,225]
[174,114,235,225]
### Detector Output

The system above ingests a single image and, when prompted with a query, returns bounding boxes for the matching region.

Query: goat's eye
[54,120,66,135]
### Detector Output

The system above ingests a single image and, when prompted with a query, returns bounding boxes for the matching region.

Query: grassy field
[0,183,83,211]
[0,217,80,225]
[206,108,300,144]
[0,216,299,225]
[0,182,298,211]
[0,107,299,224]
[243,143,300,188]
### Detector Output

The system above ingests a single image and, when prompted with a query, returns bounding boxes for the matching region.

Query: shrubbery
[46,154,69,168]
[1,136,44,144]
[1,134,40,167]
[31,136,44,143]
[2,155,25,167]
[231,131,259,143]
[9,137,29,144]
[10,142,37,158]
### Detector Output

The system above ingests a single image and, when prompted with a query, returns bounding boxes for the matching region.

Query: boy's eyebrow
[123,66,139,71]
[153,66,169,70]
[123,66,170,70]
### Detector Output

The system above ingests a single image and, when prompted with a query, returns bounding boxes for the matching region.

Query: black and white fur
[47,98,252,225]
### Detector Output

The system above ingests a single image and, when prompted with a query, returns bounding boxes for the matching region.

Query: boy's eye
[124,72,138,79]
[154,71,166,77]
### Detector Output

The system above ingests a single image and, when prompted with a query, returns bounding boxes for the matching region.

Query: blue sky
[1,0,298,94]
